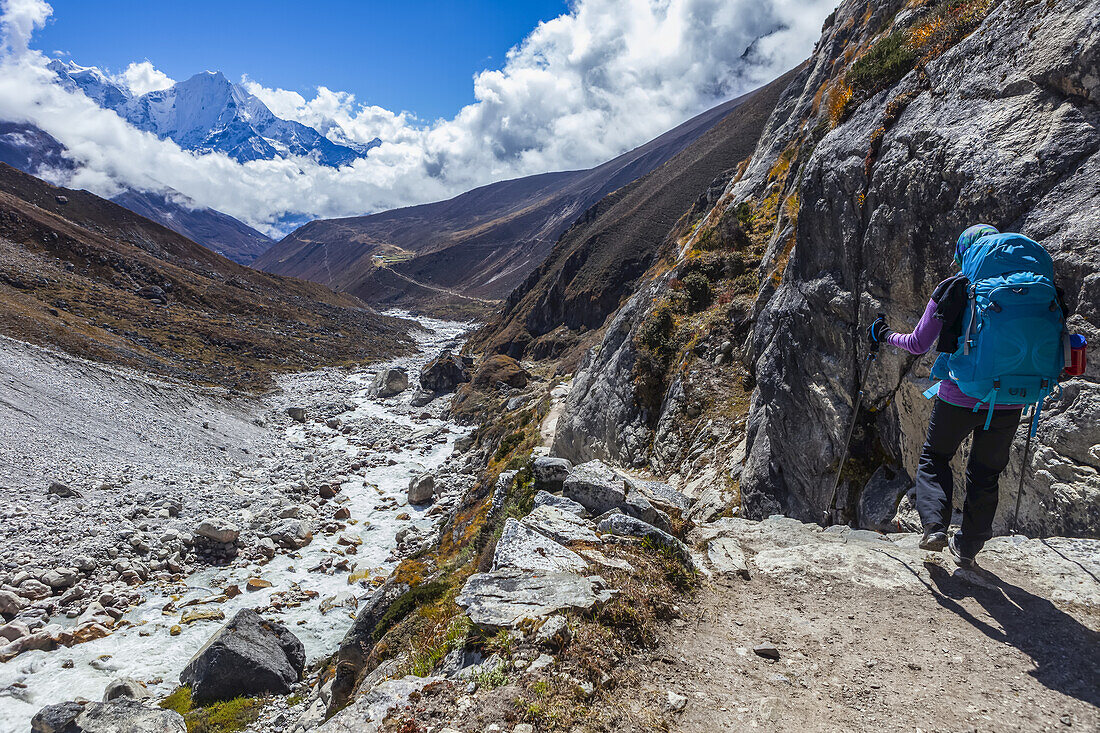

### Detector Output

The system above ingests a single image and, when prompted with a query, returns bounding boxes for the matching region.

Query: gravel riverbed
[0,314,475,731]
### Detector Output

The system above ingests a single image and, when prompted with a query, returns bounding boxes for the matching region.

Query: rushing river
[0,314,471,731]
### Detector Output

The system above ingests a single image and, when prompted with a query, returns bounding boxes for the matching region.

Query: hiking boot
[948,534,977,568]
[919,529,948,552]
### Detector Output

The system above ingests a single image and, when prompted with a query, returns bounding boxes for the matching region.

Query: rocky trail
[0,314,476,732]
[618,519,1100,732]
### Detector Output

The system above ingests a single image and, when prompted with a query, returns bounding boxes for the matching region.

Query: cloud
[0,0,838,235]
[1,0,51,57]
[117,60,174,95]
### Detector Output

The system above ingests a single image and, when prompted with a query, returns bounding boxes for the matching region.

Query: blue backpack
[926,233,1065,434]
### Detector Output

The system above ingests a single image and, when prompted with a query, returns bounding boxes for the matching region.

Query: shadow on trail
[923,562,1100,707]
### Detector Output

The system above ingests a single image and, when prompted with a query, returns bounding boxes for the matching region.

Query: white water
[0,314,471,731]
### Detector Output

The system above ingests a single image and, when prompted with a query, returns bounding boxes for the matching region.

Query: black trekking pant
[914,398,1022,555]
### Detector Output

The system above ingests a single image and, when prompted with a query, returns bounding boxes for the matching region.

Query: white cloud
[0,0,838,235]
[117,60,174,95]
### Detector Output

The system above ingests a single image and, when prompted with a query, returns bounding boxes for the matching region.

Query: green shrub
[847,30,916,96]
[372,580,450,641]
[681,272,712,312]
[637,300,677,360]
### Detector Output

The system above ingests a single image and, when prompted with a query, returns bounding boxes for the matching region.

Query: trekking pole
[1010,407,1036,535]
[824,314,884,526]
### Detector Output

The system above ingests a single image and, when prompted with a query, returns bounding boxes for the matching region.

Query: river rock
[180,609,305,704]
[268,519,313,549]
[32,698,185,733]
[286,407,307,423]
[521,505,600,545]
[195,519,240,545]
[370,368,409,398]
[408,474,436,505]
[18,578,52,600]
[419,351,470,393]
[41,567,79,590]
[0,589,25,616]
[456,570,614,629]
[47,481,81,498]
[532,490,586,516]
[492,518,588,574]
[102,677,151,702]
[409,389,435,408]
[563,460,628,516]
[533,457,573,492]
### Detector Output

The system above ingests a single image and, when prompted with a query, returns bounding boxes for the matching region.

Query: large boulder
[596,513,693,567]
[419,351,470,393]
[522,505,600,545]
[491,518,588,574]
[563,460,628,516]
[180,609,305,704]
[370,368,409,398]
[32,698,185,733]
[456,570,614,629]
[102,678,150,702]
[533,457,573,492]
[408,474,436,505]
[532,490,586,516]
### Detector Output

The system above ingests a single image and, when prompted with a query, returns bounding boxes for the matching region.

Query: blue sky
[36,0,569,120]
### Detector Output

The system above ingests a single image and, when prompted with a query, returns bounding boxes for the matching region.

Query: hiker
[868,224,1067,568]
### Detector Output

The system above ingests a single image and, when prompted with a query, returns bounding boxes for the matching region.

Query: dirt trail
[613,523,1099,732]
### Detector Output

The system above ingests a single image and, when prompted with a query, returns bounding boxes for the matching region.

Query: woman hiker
[867,224,1023,569]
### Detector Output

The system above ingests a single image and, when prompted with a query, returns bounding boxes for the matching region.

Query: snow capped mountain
[48,60,378,167]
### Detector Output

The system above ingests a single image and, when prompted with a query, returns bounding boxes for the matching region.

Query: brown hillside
[471,66,801,359]
[0,163,411,390]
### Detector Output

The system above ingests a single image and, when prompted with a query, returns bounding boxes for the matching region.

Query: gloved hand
[868,316,891,344]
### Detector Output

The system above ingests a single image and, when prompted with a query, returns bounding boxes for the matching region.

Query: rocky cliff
[545,0,1099,538]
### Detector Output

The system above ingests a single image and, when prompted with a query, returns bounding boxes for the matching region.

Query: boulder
[180,609,305,704]
[419,351,471,393]
[286,407,307,423]
[491,518,588,574]
[102,678,150,702]
[48,481,81,498]
[596,513,693,567]
[706,538,750,579]
[535,615,572,648]
[32,699,185,733]
[267,519,313,549]
[409,389,435,408]
[456,570,614,629]
[858,466,913,533]
[532,457,573,492]
[521,505,600,545]
[195,519,240,545]
[41,567,79,590]
[408,474,436,505]
[370,368,409,398]
[624,476,691,514]
[563,460,628,516]
[532,490,586,517]
[320,676,449,733]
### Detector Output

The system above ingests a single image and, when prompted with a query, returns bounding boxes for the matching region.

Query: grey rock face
[858,467,913,533]
[456,570,614,629]
[522,505,601,545]
[532,457,573,492]
[180,608,305,704]
[532,490,586,517]
[418,351,470,393]
[563,460,628,516]
[408,474,435,505]
[735,0,1100,536]
[370,368,409,399]
[320,676,449,733]
[329,581,411,714]
[491,518,588,574]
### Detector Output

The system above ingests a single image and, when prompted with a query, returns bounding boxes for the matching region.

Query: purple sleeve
[886,298,943,355]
